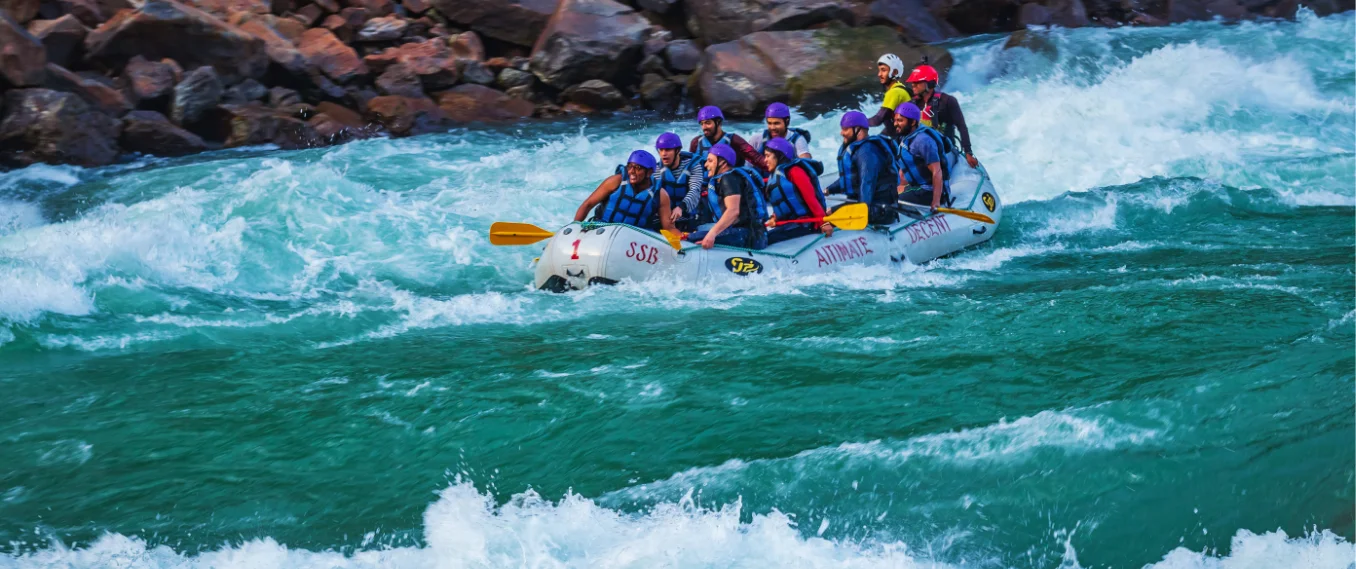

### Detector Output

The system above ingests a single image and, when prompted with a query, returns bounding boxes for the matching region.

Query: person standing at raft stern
[748,103,813,158]
[689,106,768,174]
[825,111,899,225]
[573,150,678,235]
[763,137,832,245]
[907,64,979,169]
[687,143,769,250]
[867,54,913,139]
[893,102,950,211]
[654,132,703,232]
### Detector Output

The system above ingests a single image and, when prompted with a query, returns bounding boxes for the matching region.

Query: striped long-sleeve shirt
[658,155,704,216]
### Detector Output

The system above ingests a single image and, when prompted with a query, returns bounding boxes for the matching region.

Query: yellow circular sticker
[981,193,996,212]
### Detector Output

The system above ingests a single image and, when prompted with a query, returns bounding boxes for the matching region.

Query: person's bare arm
[656,190,678,235]
[573,174,623,222]
[928,162,943,209]
[700,195,742,249]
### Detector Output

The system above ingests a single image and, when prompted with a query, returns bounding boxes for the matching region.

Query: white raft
[532,159,1003,291]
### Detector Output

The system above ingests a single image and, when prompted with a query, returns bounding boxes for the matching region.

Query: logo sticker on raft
[816,236,874,268]
[906,214,951,244]
[982,193,996,212]
[725,257,763,275]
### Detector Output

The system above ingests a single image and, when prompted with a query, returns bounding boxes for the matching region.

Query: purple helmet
[764,137,796,159]
[897,102,921,121]
[707,143,736,166]
[764,102,790,119]
[655,132,682,150]
[840,111,870,130]
[627,150,657,170]
[697,106,724,122]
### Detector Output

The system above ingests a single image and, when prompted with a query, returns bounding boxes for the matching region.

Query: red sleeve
[787,165,826,226]
[730,135,768,173]
[688,136,700,153]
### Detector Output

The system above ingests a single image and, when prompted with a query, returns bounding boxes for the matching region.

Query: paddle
[896,202,995,224]
[490,221,685,251]
[773,203,869,231]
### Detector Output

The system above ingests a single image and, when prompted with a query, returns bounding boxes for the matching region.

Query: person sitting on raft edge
[573,150,679,235]
[907,63,979,169]
[747,103,813,159]
[892,102,951,211]
[868,53,913,139]
[763,137,832,245]
[825,111,899,225]
[687,143,769,250]
[689,106,768,174]
[654,132,703,232]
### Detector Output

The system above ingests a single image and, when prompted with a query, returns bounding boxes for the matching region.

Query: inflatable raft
[532,159,1003,291]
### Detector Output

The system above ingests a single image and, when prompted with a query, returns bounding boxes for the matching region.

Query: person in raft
[867,53,913,139]
[687,143,769,250]
[825,111,899,225]
[689,106,768,174]
[573,150,680,235]
[763,137,832,244]
[653,132,704,232]
[747,103,813,158]
[906,63,979,169]
[892,102,950,210]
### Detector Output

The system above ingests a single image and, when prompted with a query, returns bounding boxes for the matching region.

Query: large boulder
[693,26,951,117]
[363,40,458,90]
[353,14,404,41]
[563,79,624,110]
[1,13,46,87]
[0,88,121,166]
[27,15,88,68]
[374,62,424,97]
[84,0,268,80]
[1,0,39,23]
[685,0,854,45]
[529,0,649,90]
[868,0,958,43]
[297,27,367,82]
[663,39,700,73]
[119,109,207,155]
[170,65,223,124]
[52,0,104,27]
[123,55,177,104]
[236,17,309,76]
[639,72,681,112]
[434,84,533,123]
[364,94,444,136]
[430,0,556,46]
[44,63,132,114]
[199,103,318,148]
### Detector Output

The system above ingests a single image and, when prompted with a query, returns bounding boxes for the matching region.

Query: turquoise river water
[1,11,1354,568]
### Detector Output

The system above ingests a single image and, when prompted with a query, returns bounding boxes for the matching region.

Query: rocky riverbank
[0,0,1350,168]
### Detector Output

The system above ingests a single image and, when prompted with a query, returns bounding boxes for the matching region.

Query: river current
[1,12,1353,568]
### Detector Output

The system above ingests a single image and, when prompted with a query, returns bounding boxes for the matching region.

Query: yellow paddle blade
[660,230,684,251]
[489,222,555,246]
[824,203,869,231]
[936,207,995,225]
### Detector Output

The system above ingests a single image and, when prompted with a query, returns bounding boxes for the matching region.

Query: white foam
[1142,528,1353,569]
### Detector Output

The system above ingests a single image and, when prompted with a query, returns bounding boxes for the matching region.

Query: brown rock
[268,85,300,105]
[208,102,318,148]
[124,55,177,102]
[400,0,428,14]
[319,13,350,40]
[663,39,699,73]
[362,40,456,88]
[496,67,532,89]
[529,0,648,90]
[431,0,555,46]
[435,83,532,122]
[237,18,309,74]
[291,2,323,25]
[270,12,305,38]
[483,56,513,70]
[337,6,366,26]
[563,79,624,110]
[374,62,423,97]
[0,0,39,23]
[0,88,121,167]
[297,27,367,81]
[54,0,104,27]
[868,0,958,43]
[313,100,362,125]
[364,94,444,135]
[341,0,391,16]
[222,77,268,102]
[26,15,85,68]
[685,0,854,45]
[119,109,207,155]
[1,12,45,87]
[44,63,132,114]
[170,65,223,124]
[186,0,274,15]
[354,13,403,40]
[314,0,338,11]
[447,30,483,61]
[84,0,269,80]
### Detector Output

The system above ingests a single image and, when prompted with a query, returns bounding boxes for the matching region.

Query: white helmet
[877,53,905,80]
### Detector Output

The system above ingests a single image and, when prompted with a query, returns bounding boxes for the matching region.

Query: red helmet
[906,65,939,84]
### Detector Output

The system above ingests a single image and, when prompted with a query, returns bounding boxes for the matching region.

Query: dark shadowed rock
[341,0,391,16]
[27,15,87,68]
[431,0,557,46]
[459,59,494,84]
[694,26,951,116]
[400,0,428,13]
[435,83,533,122]
[637,0,678,14]
[868,0,958,42]
[1,13,46,87]
[0,88,121,166]
[448,30,484,61]
[564,78,625,110]
[120,109,207,155]
[355,14,404,41]
[1,0,39,23]
[314,100,364,126]
[364,94,445,135]
[84,0,269,79]
[268,85,300,106]
[187,0,274,15]
[315,0,338,12]
[171,65,223,124]
[223,77,268,103]
[496,67,533,89]
[374,62,424,96]
[53,0,104,26]
[124,55,177,105]
[663,39,700,73]
[685,0,854,45]
[530,0,649,90]
[291,3,324,26]
[363,40,458,89]
[298,27,367,82]
[639,72,680,112]
[44,63,132,114]
[320,13,352,41]
[206,102,319,148]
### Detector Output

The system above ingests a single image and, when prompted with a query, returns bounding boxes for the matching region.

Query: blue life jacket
[766,158,827,221]
[836,135,898,206]
[897,126,951,188]
[694,132,731,158]
[656,159,689,205]
[756,127,811,153]
[702,166,769,229]
[596,165,659,228]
